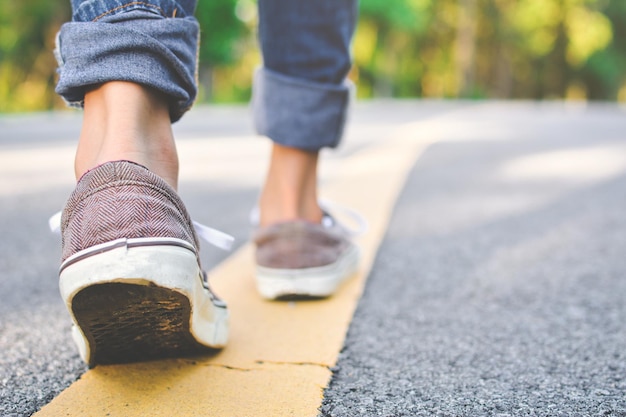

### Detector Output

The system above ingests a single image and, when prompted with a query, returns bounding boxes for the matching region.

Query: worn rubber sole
[59,241,228,367]
[255,245,360,300]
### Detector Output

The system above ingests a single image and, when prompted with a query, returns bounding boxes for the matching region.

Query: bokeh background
[1,0,626,113]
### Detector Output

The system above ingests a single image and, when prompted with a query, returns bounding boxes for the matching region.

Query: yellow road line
[35,124,434,417]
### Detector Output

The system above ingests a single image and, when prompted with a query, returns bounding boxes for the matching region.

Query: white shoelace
[48,211,234,251]
[192,220,234,251]
[319,199,368,237]
[249,199,368,238]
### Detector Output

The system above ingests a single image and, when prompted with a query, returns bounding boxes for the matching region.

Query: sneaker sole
[59,242,228,366]
[255,245,360,299]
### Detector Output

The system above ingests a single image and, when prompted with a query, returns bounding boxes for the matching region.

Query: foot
[258,143,323,226]
[60,161,228,366]
[253,215,360,299]
[254,143,360,299]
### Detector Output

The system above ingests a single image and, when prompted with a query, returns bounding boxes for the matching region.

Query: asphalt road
[2,101,626,416]
[321,102,626,416]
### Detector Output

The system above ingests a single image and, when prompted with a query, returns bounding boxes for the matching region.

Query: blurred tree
[354,0,617,101]
[0,0,625,112]
[456,0,478,96]
[582,1,626,100]
[0,0,69,112]
[195,0,253,101]
[354,0,433,97]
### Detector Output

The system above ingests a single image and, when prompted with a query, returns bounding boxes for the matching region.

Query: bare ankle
[75,82,179,189]
[259,143,322,226]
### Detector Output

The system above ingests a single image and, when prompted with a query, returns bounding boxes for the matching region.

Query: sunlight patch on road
[0,136,271,196]
[500,145,626,184]
[0,146,75,196]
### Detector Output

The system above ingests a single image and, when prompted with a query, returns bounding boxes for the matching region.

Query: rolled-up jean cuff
[252,68,353,151]
[55,15,198,123]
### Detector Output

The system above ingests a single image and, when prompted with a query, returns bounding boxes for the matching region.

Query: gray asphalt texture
[321,103,626,416]
[2,101,626,416]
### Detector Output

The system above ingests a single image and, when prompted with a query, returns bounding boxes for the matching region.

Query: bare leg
[75,81,179,189]
[259,143,323,226]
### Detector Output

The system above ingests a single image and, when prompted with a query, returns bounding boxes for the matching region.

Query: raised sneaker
[58,160,229,366]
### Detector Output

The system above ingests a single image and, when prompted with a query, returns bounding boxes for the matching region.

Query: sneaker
[253,207,363,299]
[58,161,229,366]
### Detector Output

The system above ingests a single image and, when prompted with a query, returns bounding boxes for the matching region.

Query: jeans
[55,0,358,150]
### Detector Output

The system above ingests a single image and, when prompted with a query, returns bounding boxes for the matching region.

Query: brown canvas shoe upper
[253,220,352,270]
[61,160,199,264]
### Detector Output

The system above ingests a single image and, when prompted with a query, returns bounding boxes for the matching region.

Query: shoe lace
[48,211,234,251]
[319,199,368,237]
[192,220,234,251]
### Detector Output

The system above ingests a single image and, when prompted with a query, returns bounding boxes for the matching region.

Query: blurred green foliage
[355,0,622,100]
[1,0,626,112]
[0,0,69,111]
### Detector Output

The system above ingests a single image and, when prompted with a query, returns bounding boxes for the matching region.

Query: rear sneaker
[253,210,363,299]
[58,160,228,366]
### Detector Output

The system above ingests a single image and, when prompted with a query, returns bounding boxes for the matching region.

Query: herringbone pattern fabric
[61,160,199,262]
[254,221,351,269]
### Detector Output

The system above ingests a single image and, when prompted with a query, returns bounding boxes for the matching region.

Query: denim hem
[72,0,192,22]
[252,67,353,151]
[55,14,198,123]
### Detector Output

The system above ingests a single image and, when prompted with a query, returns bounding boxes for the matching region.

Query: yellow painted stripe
[35,123,434,417]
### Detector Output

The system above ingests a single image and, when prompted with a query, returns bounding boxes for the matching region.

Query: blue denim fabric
[56,0,199,122]
[56,0,357,149]
[254,0,358,150]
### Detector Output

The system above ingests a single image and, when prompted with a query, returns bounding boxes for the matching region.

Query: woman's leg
[54,0,229,366]
[252,0,361,299]
[254,0,358,226]
[57,0,200,188]
[75,82,178,188]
